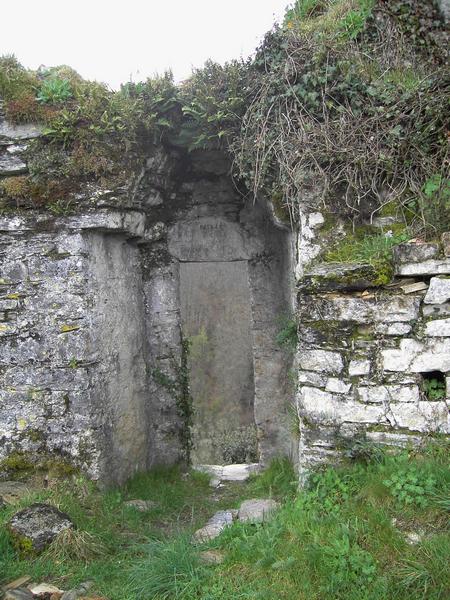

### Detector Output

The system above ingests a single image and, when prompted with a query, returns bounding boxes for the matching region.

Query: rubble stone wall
[295,210,450,480]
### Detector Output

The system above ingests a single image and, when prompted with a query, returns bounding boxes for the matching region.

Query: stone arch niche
[141,150,295,466]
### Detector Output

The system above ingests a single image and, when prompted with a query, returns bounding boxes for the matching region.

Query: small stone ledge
[395,259,450,276]
[65,210,147,238]
[0,121,43,142]
[298,294,421,324]
[299,262,380,292]
[0,209,161,242]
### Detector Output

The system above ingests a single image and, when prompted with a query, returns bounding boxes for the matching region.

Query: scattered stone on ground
[193,509,238,542]
[8,503,74,553]
[123,499,156,512]
[0,495,7,510]
[391,518,425,545]
[194,496,280,543]
[199,550,226,565]
[405,531,424,545]
[60,582,93,600]
[238,499,280,523]
[4,589,34,600]
[29,583,64,596]
[194,463,260,486]
[3,576,32,592]
[0,481,31,504]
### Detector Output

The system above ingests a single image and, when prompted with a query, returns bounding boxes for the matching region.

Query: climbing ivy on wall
[151,337,193,462]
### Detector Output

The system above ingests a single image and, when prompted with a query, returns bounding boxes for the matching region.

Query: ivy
[151,337,193,462]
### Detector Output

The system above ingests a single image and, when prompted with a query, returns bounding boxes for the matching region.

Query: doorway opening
[180,261,257,464]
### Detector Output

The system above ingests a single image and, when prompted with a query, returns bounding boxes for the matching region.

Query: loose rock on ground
[8,503,74,553]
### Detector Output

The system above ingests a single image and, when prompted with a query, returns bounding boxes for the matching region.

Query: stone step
[193,463,260,486]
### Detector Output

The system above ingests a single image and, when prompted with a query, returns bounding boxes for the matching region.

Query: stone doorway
[180,261,256,464]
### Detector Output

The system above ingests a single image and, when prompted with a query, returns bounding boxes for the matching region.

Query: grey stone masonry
[296,226,450,480]
[0,120,294,483]
[0,211,161,486]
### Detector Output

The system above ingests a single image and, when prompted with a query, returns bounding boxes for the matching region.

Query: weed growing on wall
[276,314,298,351]
[151,338,193,462]
[324,228,409,283]
[423,377,446,401]
[215,425,258,464]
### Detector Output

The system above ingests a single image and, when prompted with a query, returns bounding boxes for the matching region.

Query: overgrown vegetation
[1,0,448,237]
[1,443,448,599]
[323,227,410,283]
[276,314,299,351]
[232,0,449,236]
[215,425,259,464]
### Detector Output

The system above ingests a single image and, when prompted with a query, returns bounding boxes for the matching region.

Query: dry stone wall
[295,210,450,480]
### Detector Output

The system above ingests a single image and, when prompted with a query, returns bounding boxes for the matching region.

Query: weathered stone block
[298,350,344,374]
[357,385,420,404]
[348,359,371,376]
[298,370,327,387]
[299,295,420,324]
[374,322,412,335]
[389,402,448,432]
[393,242,439,264]
[423,303,450,317]
[299,262,380,292]
[0,153,27,175]
[365,431,422,447]
[0,121,42,141]
[396,260,450,276]
[238,498,279,523]
[382,338,450,372]
[425,318,450,337]
[193,509,237,542]
[326,378,352,394]
[8,503,73,553]
[424,277,450,305]
[298,386,386,425]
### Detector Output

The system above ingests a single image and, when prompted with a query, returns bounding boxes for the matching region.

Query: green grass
[285,0,375,40]
[323,228,409,284]
[1,445,449,599]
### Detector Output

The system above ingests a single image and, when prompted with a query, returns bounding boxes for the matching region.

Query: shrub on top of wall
[0,1,448,237]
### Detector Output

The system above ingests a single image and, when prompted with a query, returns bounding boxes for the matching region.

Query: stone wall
[295,210,450,480]
[0,211,155,485]
[0,112,295,483]
[1,108,448,486]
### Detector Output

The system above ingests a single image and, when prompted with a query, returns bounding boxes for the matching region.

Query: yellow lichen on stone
[60,324,80,333]
[17,418,28,431]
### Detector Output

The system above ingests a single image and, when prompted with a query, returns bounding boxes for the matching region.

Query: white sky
[1,1,290,89]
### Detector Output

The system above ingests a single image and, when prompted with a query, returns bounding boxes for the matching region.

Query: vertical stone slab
[180,261,255,464]
[86,233,149,486]
[142,258,185,466]
[243,203,296,465]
